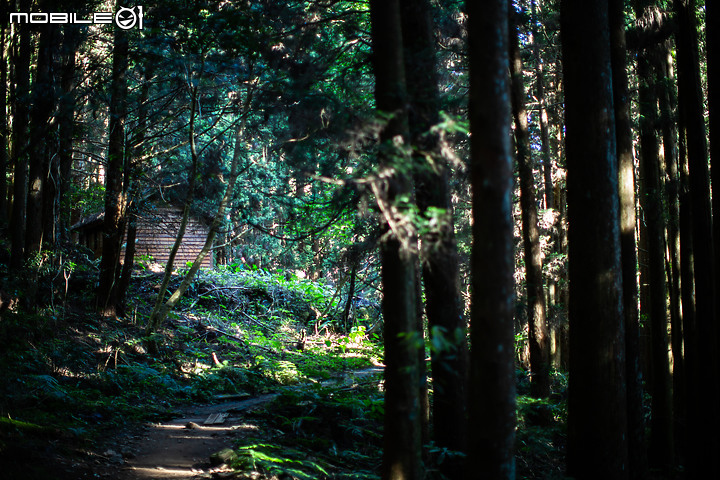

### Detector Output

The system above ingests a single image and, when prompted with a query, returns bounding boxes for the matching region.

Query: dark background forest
[0,0,718,479]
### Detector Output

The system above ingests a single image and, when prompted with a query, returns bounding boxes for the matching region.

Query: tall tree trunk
[399,0,468,475]
[634,15,674,464]
[97,16,129,316]
[707,0,720,408]
[41,25,62,250]
[398,0,434,449]
[26,15,55,258]
[369,2,422,479]
[609,0,646,476]
[116,155,139,311]
[413,262,430,450]
[676,103,696,469]
[509,9,550,402]
[561,1,629,477]
[9,0,31,270]
[531,0,554,210]
[57,25,81,243]
[467,0,516,478]
[0,13,8,226]
[657,39,684,463]
[117,64,152,309]
[674,0,720,473]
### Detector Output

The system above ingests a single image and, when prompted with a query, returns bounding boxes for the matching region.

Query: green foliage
[514,371,569,479]
[234,443,331,480]
[66,182,105,220]
[0,262,383,458]
[187,365,257,400]
[184,266,380,338]
[236,382,384,479]
[427,325,465,355]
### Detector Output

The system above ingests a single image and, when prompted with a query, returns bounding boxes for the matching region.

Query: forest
[0,0,718,479]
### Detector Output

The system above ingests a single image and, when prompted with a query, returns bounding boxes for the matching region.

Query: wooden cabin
[72,206,213,270]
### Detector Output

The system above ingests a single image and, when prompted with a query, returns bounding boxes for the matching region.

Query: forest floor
[1,264,568,479]
[98,367,384,480]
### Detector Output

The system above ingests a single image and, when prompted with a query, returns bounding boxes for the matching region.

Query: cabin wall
[131,208,213,269]
[75,207,213,270]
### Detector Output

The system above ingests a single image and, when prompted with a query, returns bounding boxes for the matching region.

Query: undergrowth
[0,263,569,479]
[233,382,385,479]
[0,265,381,476]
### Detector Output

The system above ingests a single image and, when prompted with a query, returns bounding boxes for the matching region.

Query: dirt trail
[100,367,383,480]
[111,394,276,479]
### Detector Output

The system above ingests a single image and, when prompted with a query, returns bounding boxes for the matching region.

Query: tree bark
[673,0,720,473]
[509,9,550,401]
[531,0,554,210]
[676,100,696,469]
[97,17,129,316]
[117,64,152,309]
[144,77,257,343]
[399,0,468,475]
[9,0,32,270]
[41,25,62,250]
[656,41,684,460]
[369,2,422,479]
[57,24,81,243]
[610,0,647,476]
[467,0,516,478]
[342,258,357,331]
[707,0,720,414]
[146,120,245,338]
[634,12,673,463]
[561,0,629,477]
[26,15,55,258]
[0,14,7,226]
[146,64,204,340]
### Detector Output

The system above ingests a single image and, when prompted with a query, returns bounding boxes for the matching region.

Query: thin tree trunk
[609,0,646,476]
[467,0,516,477]
[634,20,673,464]
[117,64,152,309]
[400,0,468,475]
[0,16,8,226]
[676,102,696,468]
[531,0,553,210]
[657,40,685,461]
[561,0,629,477]
[9,0,31,270]
[117,203,137,305]
[41,25,61,250]
[674,0,720,473]
[414,261,430,450]
[147,122,245,336]
[57,25,80,243]
[97,16,129,316]
[509,9,550,402]
[342,259,357,331]
[145,77,257,340]
[146,65,204,340]
[707,0,720,407]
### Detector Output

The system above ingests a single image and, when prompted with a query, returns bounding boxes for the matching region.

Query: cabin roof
[71,212,104,231]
